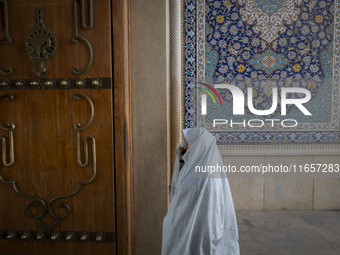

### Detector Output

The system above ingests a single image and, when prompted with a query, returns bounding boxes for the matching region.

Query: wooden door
[0,0,119,254]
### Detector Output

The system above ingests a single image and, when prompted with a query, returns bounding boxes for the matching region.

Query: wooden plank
[112,0,134,254]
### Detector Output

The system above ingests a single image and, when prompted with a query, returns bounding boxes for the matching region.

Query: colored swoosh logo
[197,82,223,106]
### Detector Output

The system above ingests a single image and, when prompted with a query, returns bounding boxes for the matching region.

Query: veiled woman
[162,128,239,255]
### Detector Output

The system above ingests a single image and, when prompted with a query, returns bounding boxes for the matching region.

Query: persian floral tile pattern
[184,0,340,143]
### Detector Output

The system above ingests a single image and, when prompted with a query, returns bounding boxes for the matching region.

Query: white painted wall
[224,155,340,210]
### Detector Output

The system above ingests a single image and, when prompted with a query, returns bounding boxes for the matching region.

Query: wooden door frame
[112,0,134,254]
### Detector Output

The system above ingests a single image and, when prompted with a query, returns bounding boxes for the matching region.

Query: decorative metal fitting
[0,78,111,90]
[21,231,32,240]
[44,80,54,88]
[0,81,9,87]
[26,8,57,78]
[75,79,85,87]
[80,232,90,241]
[0,230,115,243]
[0,93,97,230]
[7,231,16,240]
[96,232,105,242]
[0,0,13,76]
[51,231,61,241]
[66,232,76,241]
[15,81,24,87]
[60,80,69,87]
[0,94,15,167]
[71,0,93,75]
[91,79,101,87]
[36,231,45,240]
[0,0,11,45]
[30,81,39,87]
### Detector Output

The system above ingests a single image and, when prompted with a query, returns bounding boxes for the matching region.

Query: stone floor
[236,210,340,255]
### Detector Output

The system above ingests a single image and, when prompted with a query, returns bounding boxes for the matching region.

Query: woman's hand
[179,144,189,161]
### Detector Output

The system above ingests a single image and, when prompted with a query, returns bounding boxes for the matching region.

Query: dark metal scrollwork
[25,8,57,78]
[73,93,95,167]
[0,94,15,166]
[0,93,97,230]
[71,0,93,75]
[0,0,13,76]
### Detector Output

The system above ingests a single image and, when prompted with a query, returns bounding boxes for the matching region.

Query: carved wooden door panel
[0,0,116,254]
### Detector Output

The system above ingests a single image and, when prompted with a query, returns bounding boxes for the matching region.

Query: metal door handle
[0,94,15,167]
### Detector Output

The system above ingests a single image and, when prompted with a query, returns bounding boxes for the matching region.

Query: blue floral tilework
[184,0,340,144]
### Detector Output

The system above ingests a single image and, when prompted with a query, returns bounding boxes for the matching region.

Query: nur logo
[198,82,312,116]
[198,82,312,128]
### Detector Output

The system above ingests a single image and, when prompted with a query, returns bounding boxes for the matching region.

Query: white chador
[162,128,240,255]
